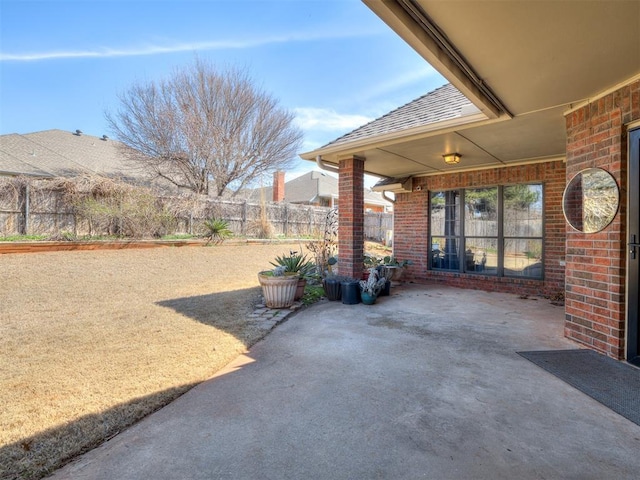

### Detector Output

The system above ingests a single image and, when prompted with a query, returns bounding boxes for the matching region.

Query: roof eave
[300,111,498,163]
[362,0,509,120]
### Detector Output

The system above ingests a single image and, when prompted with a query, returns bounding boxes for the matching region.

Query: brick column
[338,156,365,279]
[273,171,285,202]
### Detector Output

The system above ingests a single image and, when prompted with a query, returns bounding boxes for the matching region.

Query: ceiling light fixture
[443,152,462,165]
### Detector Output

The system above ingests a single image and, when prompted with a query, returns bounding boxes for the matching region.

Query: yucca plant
[202,217,233,245]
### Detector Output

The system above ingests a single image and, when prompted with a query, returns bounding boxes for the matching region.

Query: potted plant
[270,250,315,300]
[321,256,344,301]
[258,265,299,308]
[379,256,413,283]
[363,254,382,280]
[359,268,387,305]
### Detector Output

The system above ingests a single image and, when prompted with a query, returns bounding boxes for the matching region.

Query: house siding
[392,161,566,296]
[564,79,640,359]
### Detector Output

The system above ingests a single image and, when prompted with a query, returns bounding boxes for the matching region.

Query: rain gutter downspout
[381,191,395,204]
[315,155,339,173]
[315,155,396,203]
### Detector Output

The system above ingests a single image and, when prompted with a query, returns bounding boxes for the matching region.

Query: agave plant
[270,250,316,278]
[202,217,233,245]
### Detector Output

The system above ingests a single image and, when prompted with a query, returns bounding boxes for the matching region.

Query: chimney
[273,171,285,202]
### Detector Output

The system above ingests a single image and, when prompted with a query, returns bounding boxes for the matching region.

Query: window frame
[428,183,544,280]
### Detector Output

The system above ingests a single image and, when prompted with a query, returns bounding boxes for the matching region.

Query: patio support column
[338,156,365,280]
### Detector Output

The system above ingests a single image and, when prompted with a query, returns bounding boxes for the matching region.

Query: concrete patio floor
[49,284,640,479]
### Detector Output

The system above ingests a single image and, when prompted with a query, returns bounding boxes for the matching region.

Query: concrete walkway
[49,285,640,480]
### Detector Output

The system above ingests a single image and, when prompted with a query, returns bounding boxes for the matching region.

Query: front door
[628,128,640,365]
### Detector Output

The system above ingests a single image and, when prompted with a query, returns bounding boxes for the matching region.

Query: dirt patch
[0,242,307,479]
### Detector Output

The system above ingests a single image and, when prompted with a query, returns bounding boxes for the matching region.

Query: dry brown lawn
[0,242,308,480]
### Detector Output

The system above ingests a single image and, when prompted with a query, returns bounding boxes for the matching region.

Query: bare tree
[106,61,303,196]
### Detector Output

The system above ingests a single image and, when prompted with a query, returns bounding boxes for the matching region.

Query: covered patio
[50,285,640,479]
[301,0,640,362]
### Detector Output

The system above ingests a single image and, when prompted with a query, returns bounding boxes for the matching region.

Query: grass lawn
[0,242,311,480]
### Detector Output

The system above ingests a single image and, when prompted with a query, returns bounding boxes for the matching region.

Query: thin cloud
[358,66,440,102]
[0,29,380,62]
[293,108,372,132]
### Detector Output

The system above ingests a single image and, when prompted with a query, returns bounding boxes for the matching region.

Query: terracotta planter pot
[294,278,307,301]
[258,272,299,308]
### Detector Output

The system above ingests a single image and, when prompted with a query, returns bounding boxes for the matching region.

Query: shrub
[202,218,233,245]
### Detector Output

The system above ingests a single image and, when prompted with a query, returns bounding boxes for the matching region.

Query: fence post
[21,183,30,235]
[283,204,288,237]
[241,200,247,235]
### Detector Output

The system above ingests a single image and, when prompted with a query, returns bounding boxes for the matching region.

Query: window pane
[504,239,543,278]
[464,238,498,275]
[431,236,460,270]
[430,190,460,236]
[504,184,542,237]
[465,187,498,236]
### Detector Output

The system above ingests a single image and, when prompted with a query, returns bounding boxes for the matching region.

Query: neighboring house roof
[240,170,391,208]
[324,84,478,149]
[0,129,138,181]
[286,170,339,204]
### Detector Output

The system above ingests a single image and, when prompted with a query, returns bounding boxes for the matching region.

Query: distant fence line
[0,178,393,241]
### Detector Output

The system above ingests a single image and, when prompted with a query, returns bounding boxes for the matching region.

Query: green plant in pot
[258,265,299,308]
[379,256,413,283]
[363,254,381,280]
[270,251,315,300]
[359,268,387,305]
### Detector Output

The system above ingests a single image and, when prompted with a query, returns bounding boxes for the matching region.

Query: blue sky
[0,0,446,180]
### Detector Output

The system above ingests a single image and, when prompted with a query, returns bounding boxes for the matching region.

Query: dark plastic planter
[322,277,342,301]
[379,279,391,297]
[341,280,361,304]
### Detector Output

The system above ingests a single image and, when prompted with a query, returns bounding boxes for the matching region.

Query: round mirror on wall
[563,168,619,233]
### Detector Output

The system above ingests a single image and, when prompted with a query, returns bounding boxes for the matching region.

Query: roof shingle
[0,129,136,180]
[323,83,479,148]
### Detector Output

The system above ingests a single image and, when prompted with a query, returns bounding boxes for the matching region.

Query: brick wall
[564,79,640,359]
[393,160,566,297]
[338,156,365,279]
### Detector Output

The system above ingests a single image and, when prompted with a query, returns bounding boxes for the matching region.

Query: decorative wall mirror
[563,167,619,233]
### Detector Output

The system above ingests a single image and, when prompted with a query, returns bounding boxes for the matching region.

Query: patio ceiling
[301,0,640,179]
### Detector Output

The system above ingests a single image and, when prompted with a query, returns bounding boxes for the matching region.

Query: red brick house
[301,1,640,364]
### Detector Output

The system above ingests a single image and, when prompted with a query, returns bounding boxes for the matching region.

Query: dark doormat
[518,349,640,426]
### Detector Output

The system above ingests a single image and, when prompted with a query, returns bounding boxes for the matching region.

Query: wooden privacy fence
[0,178,393,241]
